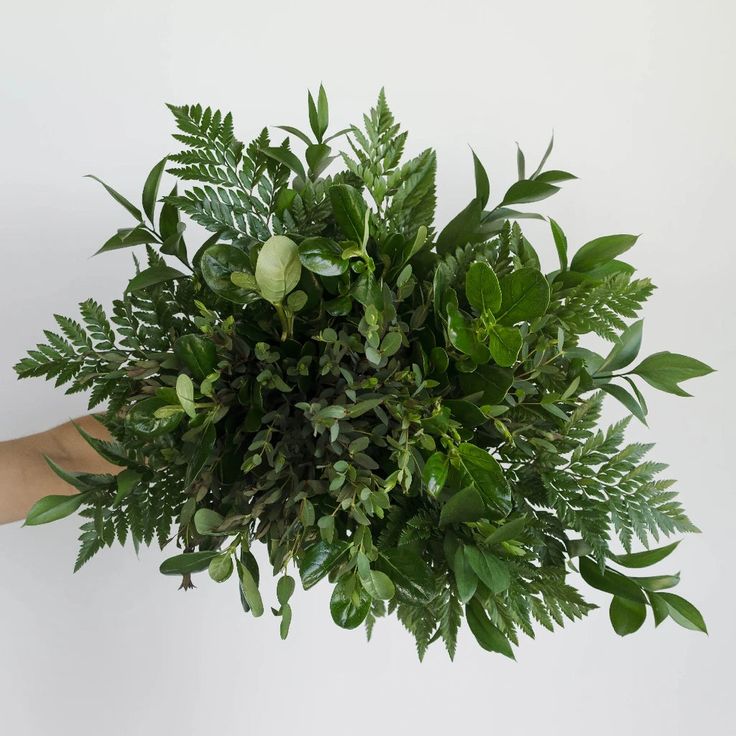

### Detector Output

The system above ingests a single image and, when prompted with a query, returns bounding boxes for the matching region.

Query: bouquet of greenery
[16,88,712,659]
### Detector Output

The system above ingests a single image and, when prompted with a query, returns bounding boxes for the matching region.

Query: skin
[0,415,119,525]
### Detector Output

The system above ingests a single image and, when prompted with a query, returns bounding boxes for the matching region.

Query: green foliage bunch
[16,88,713,659]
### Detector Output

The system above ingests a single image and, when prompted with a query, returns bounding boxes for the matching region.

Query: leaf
[208,555,234,583]
[423,452,449,498]
[255,236,301,305]
[464,546,510,594]
[452,545,478,603]
[630,574,680,591]
[126,265,186,293]
[329,184,367,243]
[440,486,486,526]
[85,174,143,221]
[488,325,522,367]
[358,567,395,601]
[535,169,577,184]
[174,334,217,381]
[126,397,182,437]
[330,577,371,629]
[465,599,515,659]
[159,551,219,575]
[299,540,349,589]
[549,217,568,272]
[609,596,647,636]
[570,234,639,273]
[657,592,707,633]
[240,565,264,617]
[262,146,306,182]
[485,516,528,545]
[142,157,167,222]
[611,541,680,568]
[579,557,646,603]
[317,84,329,140]
[466,261,501,314]
[457,443,511,514]
[458,365,513,404]
[193,507,224,535]
[601,383,648,425]
[277,575,296,605]
[647,591,670,626]
[444,399,488,428]
[93,226,159,255]
[24,493,84,526]
[185,423,217,486]
[500,179,559,207]
[377,547,435,605]
[632,352,714,397]
[436,199,482,255]
[298,237,348,276]
[472,149,490,208]
[176,373,196,419]
[200,244,259,304]
[280,603,293,639]
[498,268,550,324]
[601,320,643,372]
[446,304,490,364]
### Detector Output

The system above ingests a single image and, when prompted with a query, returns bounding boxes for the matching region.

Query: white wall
[1,1,733,734]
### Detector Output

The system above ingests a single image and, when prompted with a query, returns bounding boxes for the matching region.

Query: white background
[1,1,734,734]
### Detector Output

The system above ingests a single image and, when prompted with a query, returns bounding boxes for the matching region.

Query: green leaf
[579,557,646,603]
[440,486,486,526]
[457,443,511,514]
[600,383,648,425]
[240,564,264,617]
[630,573,680,591]
[647,591,670,626]
[488,325,523,367]
[656,592,707,633]
[423,452,449,498]
[176,373,196,419]
[262,146,306,182]
[174,334,217,381]
[458,365,513,405]
[601,320,643,372]
[444,399,488,428]
[193,507,224,535]
[126,265,186,293]
[484,516,528,545]
[466,261,501,314]
[126,397,182,437]
[472,150,490,208]
[113,469,140,505]
[185,423,217,487]
[329,184,367,243]
[255,235,301,305]
[436,199,482,255]
[632,352,714,397]
[317,84,329,140]
[298,237,348,276]
[465,599,515,659]
[535,170,577,184]
[464,546,510,594]
[208,555,233,583]
[549,217,568,271]
[200,244,259,304]
[447,304,490,364]
[358,567,395,601]
[500,179,559,207]
[93,226,159,255]
[609,596,647,636]
[452,545,478,603]
[142,157,167,223]
[85,174,143,221]
[611,540,680,568]
[570,234,639,273]
[498,268,550,324]
[280,603,293,639]
[277,575,296,606]
[299,540,349,589]
[159,551,219,575]
[330,577,371,629]
[377,547,435,605]
[24,493,84,526]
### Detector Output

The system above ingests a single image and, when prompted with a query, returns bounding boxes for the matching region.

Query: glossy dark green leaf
[159,551,219,575]
[126,265,186,294]
[330,577,371,629]
[174,334,217,381]
[440,486,486,526]
[632,352,714,397]
[142,157,167,222]
[255,235,301,305]
[85,174,143,221]
[358,566,395,601]
[466,261,501,314]
[657,592,707,633]
[299,540,349,589]
[579,556,646,603]
[500,179,559,207]
[377,547,435,605]
[423,452,449,498]
[24,493,84,526]
[298,237,348,276]
[498,268,550,324]
[464,546,510,594]
[444,399,488,428]
[329,184,367,243]
[609,596,647,636]
[488,325,522,367]
[610,540,680,568]
[200,244,259,304]
[570,234,639,273]
[126,397,182,437]
[465,599,515,659]
[457,443,511,514]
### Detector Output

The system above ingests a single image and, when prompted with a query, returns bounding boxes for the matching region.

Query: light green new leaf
[488,325,522,367]
[255,236,301,305]
[176,373,196,419]
[423,452,449,498]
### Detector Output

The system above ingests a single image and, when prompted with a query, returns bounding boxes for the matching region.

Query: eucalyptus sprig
[15,87,713,659]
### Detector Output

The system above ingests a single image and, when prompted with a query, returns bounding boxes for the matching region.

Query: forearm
[0,415,119,525]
